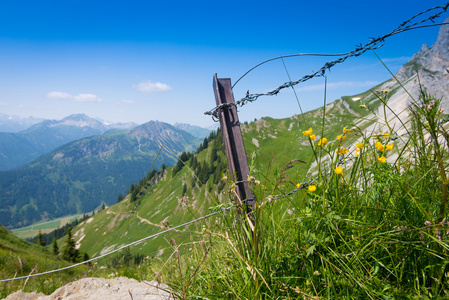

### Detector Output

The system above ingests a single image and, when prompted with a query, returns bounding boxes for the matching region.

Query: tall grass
[154,88,449,299]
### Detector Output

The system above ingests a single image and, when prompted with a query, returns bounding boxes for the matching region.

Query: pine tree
[62,227,79,263]
[117,193,124,203]
[130,188,138,202]
[37,230,45,246]
[52,237,59,256]
[190,156,198,170]
[82,252,90,265]
[182,183,187,196]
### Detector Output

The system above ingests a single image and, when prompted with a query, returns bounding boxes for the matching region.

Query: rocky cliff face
[395,16,449,109]
[345,18,449,143]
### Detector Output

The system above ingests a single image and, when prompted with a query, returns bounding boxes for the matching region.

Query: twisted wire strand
[205,3,449,120]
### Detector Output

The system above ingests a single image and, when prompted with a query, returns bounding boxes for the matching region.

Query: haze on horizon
[0,0,447,128]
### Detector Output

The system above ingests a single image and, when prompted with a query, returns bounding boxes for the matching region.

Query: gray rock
[4,277,171,300]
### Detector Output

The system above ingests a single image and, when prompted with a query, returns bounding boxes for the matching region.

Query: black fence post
[213,73,255,213]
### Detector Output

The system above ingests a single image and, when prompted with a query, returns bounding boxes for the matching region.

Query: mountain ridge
[173,123,212,139]
[0,114,44,133]
[395,16,449,110]
[0,114,137,171]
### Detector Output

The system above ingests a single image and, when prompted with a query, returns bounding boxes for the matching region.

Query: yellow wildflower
[375,141,385,152]
[356,142,364,148]
[309,134,316,140]
[318,137,328,146]
[295,183,300,188]
[378,156,387,163]
[337,134,347,141]
[355,148,361,156]
[381,133,390,139]
[336,148,349,155]
[343,127,351,134]
[308,185,317,192]
[334,166,343,174]
[303,128,313,136]
[385,143,394,151]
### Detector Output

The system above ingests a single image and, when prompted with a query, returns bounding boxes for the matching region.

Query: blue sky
[0,1,447,128]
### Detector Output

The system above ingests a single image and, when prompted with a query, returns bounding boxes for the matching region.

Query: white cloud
[47,91,73,99]
[133,80,172,93]
[120,99,134,104]
[297,81,380,92]
[74,93,102,102]
[46,91,102,102]
[0,101,7,107]
[381,56,411,63]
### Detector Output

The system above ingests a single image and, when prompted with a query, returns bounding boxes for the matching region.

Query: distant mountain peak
[173,123,212,139]
[63,113,91,121]
[0,114,43,133]
[57,114,106,129]
[129,120,174,139]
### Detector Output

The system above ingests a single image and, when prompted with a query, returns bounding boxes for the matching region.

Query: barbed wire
[205,3,449,120]
[0,209,226,283]
[231,52,354,89]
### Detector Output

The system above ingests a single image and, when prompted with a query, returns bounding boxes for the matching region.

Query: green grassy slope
[73,135,227,261]
[12,214,82,240]
[0,225,89,298]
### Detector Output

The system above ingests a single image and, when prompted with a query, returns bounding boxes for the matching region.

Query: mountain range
[0,113,43,133]
[0,114,213,171]
[0,114,136,170]
[0,120,202,228]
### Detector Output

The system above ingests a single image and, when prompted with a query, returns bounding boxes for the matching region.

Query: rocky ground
[4,277,171,300]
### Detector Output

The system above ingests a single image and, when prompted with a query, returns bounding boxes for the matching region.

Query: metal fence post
[213,73,255,213]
